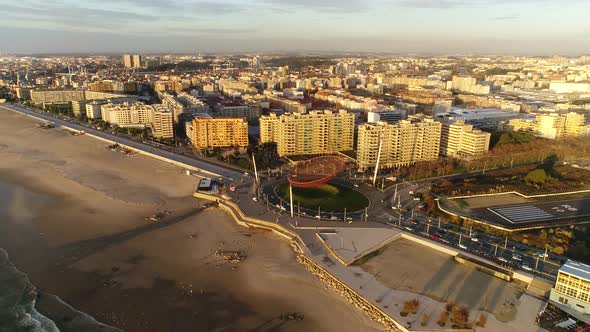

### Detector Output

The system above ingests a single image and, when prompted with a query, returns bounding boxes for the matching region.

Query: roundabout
[276,181,369,213]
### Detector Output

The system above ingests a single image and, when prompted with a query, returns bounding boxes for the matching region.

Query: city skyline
[1,0,590,55]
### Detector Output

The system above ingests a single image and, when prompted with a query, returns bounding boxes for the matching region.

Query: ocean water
[0,180,121,332]
[0,180,58,331]
[0,248,60,332]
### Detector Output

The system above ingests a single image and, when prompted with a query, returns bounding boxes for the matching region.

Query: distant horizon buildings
[123,54,142,69]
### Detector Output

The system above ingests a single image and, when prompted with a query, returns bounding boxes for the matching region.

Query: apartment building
[267,95,307,113]
[30,90,127,106]
[85,101,104,119]
[509,112,588,139]
[191,117,248,149]
[101,102,173,138]
[30,90,85,104]
[151,105,174,138]
[260,110,355,157]
[440,121,491,159]
[450,76,490,95]
[367,110,406,124]
[549,260,590,316]
[214,103,260,122]
[159,92,185,123]
[357,119,442,171]
[123,54,142,68]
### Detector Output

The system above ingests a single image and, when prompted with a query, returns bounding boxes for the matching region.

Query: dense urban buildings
[260,110,355,157]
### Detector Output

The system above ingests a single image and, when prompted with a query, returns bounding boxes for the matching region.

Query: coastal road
[0,103,244,181]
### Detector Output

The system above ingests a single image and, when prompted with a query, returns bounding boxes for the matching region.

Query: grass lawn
[277,182,369,213]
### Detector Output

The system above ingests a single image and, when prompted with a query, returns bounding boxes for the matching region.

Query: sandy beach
[0,109,379,331]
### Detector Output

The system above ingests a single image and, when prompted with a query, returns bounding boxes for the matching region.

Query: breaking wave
[0,248,122,332]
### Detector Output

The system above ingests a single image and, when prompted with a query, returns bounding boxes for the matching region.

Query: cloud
[259,0,371,13]
[492,15,520,20]
[396,0,559,9]
[0,0,254,35]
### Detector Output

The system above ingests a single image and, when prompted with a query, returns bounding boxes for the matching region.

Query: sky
[1,0,590,55]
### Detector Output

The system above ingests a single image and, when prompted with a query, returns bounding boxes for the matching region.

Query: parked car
[522,265,533,272]
[498,257,508,263]
[459,243,468,250]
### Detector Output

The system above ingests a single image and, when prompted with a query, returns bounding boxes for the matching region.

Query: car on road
[512,254,523,261]
[404,226,414,232]
[458,243,468,250]
[498,257,508,263]
[470,237,479,242]
[430,235,439,241]
[252,197,258,202]
[521,265,533,272]
[353,184,359,188]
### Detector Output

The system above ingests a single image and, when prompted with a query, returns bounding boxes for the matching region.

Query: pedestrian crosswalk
[488,205,555,223]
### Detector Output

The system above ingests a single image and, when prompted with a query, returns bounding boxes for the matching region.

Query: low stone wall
[454,255,513,282]
[296,254,404,332]
[400,233,459,256]
[448,189,590,200]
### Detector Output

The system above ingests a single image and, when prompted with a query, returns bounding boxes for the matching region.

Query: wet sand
[0,109,379,331]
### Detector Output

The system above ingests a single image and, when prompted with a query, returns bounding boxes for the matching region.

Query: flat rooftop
[470,198,590,229]
[561,260,590,281]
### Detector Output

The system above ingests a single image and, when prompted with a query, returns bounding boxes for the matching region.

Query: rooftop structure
[550,260,590,317]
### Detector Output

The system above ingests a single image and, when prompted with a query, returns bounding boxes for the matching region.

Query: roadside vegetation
[431,162,590,197]
[382,134,590,182]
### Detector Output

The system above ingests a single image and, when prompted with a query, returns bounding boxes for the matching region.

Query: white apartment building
[101,102,173,138]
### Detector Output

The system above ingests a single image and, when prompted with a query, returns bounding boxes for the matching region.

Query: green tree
[524,169,549,185]
[254,143,281,169]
